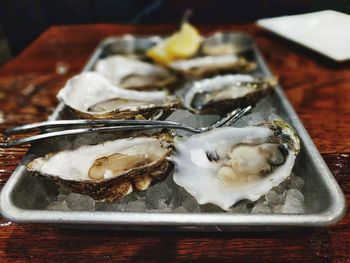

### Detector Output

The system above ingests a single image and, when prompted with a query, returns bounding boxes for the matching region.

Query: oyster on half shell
[172,120,300,210]
[183,74,277,114]
[27,136,174,202]
[95,55,177,90]
[58,72,180,120]
[169,54,256,78]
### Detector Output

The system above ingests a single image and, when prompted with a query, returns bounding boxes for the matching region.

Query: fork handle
[0,124,199,148]
[3,119,189,135]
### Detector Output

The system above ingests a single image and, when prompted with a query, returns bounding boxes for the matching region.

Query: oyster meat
[169,54,256,78]
[172,120,300,210]
[95,55,177,90]
[58,72,180,119]
[27,136,174,201]
[183,74,277,114]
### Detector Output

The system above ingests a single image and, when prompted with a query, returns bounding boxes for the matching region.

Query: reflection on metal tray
[0,32,346,231]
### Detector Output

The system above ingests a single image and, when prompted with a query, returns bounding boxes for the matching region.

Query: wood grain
[0,24,349,262]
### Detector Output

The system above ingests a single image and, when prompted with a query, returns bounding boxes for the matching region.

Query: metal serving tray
[0,32,346,231]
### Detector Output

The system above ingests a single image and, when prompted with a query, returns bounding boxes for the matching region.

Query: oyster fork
[0,106,252,148]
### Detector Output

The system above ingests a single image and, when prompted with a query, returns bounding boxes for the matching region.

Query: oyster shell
[58,72,180,120]
[201,43,237,56]
[183,74,277,114]
[172,120,300,210]
[201,32,254,56]
[169,54,256,78]
[95,55,177,90]
[27,136,174,201]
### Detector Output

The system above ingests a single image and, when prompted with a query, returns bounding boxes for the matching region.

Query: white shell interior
[57,72,169,114]
[183,74,255,111]
[172,126,296,210]
[170,54,240,71]
[28,137,168,181]
[95,55,173,86]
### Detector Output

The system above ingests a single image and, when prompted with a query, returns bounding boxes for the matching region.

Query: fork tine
[220,105,252,128]
[205,108,240,131]
[202,106,252,131]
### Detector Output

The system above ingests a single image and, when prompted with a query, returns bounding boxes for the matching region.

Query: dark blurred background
[0,0,349,63]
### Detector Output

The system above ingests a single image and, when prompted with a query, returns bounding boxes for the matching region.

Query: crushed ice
[47,172,305,214]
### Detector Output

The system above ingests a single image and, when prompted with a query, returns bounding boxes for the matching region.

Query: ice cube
[168,194,182,209]
[136,191,147,201]
[97,201,127,212]
[155,199,172,212]
[250,203,272,214]
[121,191,141,203]
[182,196,201,212]
[286,189,304,202]
[146,209,160,212]
[171,207,188,213]
[165,179,184,208]
[176,186,190,201]
[145,199,172,213]
[58,187,72,196]
[163,174,178,189]
[229,201,250,213]
[279,189,305,213]
[57,194,67,202]
[126,200,147,212]
[272,179,289,194]
[65,193,95,211]
[200,203,224,213]
[47,200,71,211]
[264,190,283,207]
[146,183,172,208]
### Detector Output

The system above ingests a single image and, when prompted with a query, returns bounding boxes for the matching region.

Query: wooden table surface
[0,23,349,262]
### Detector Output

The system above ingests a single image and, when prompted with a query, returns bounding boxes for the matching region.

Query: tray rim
[0,32,346,229]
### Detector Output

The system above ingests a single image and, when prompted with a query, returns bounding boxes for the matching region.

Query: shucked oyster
[27,136,174,201]
[169,54,256,78]
[95,55,177,90]
[172,120,300,210]
[183,74,277,114]
[58,72,180,120]
[201,43,237,56]
[200,32,254,56]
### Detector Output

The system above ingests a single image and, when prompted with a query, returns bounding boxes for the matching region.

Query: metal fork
[0,106,252,148]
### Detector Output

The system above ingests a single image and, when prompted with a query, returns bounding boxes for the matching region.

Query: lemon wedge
[147,23,202,65]
[146,43,174,65]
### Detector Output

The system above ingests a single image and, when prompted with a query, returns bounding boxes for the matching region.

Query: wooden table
[0,24,349,262]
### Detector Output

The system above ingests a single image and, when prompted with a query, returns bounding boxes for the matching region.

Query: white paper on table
[257,10,350,62]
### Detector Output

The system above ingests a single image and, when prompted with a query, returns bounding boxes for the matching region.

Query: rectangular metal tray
[0,32,346,231]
